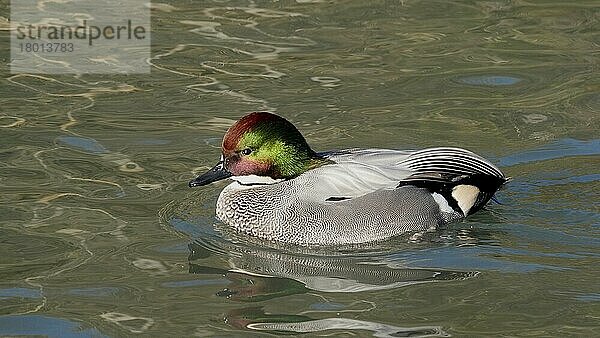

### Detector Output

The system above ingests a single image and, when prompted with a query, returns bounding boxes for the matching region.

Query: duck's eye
[241,148,252,156]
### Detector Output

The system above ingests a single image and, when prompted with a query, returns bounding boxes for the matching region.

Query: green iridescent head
[189,112,329,187]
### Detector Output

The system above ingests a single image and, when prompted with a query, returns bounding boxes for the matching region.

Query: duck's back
[216,147,506,245]
[217,149,449,245]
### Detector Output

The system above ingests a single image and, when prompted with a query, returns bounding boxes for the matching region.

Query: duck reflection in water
[187,231,479,296]
[224,306,448,337]
[186,237,473,337]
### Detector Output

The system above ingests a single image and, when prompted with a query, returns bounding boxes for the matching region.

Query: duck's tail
[397,147,509,216]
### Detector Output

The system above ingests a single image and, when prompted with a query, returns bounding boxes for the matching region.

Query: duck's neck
[274,148,332,179]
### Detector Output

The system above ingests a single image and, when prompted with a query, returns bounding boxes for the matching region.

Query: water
[1,0,599,336]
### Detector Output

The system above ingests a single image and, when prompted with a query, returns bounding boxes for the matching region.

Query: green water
[1,0,599,336]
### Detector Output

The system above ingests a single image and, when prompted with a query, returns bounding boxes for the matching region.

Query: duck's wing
[299,147,507,217]
[321,148,414,167]
[298,149,415,201]
[397,147,504,177]
[397,147,508,216]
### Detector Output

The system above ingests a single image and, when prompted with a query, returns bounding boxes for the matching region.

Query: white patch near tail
[432,192,454,214]
[452,185,480,215]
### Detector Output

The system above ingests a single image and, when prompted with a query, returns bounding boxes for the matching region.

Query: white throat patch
[231,175,284,185]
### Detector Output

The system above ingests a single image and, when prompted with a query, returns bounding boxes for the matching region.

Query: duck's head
[189,112,327,187]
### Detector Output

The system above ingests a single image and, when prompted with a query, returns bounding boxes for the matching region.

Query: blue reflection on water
[0,315,106,338]
[0,287,42,299]
[457,75,522,86]
[386,245,569,273]
[57,136,108,154]
[499,138,600,167]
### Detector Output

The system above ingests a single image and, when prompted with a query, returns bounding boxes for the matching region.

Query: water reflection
[455,75,523,86]
[183,231,468,336]
[226,307,448,337]
[0,315,106,338]
[188,240,477,296]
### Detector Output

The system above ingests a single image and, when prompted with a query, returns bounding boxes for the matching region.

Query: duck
[189,112,508,246]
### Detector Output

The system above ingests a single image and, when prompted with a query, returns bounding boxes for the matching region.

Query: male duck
[189,112,508,246]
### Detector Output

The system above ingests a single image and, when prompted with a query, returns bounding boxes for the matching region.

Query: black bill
[189,160,232,187]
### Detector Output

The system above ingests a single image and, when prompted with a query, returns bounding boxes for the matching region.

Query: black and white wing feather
[398,147,508,216]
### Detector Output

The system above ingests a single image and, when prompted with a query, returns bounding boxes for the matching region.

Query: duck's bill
[189,161,232,187]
